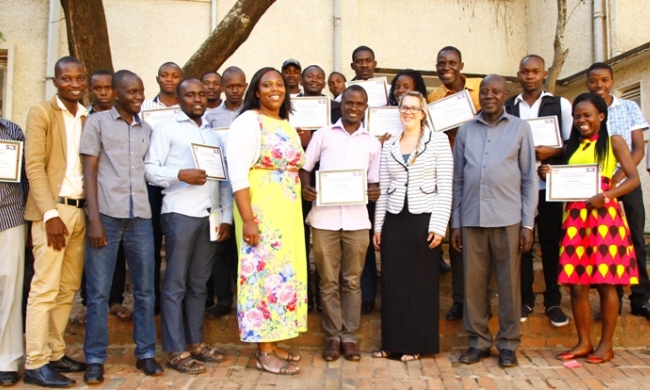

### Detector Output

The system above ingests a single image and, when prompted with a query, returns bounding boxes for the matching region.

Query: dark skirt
[380,205,440,355]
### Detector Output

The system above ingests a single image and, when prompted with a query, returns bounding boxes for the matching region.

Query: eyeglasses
[398,105,422,114]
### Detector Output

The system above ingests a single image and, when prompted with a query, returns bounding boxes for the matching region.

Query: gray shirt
[80,107,152,219]
[451,110,538,229]
[205,102,243,128]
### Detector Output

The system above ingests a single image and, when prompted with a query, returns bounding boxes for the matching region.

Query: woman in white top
[372,91,453,361]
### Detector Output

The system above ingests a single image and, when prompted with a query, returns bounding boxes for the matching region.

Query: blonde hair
[398,91,430,164]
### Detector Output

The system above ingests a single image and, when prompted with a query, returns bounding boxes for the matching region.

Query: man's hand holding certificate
[316,169,368,207]
[190,143,227,181]
[366,107,402,138]
[427,90,476,132]
[289,97,330,130]
[546,164,601,202]
[141,107,182,128]
[526,116,563,148]
[346,77,389,107]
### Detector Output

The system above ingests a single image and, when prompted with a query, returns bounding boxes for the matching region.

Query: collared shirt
[80,107,152,219]
[205,102,243,128]
[140,95,179,111]
[606,95,649,151]
[513,91,573,190]
[144,112,233,222]
[0,119,28,231]
[302,119,381,231]
[427,75,482,111]
[56,96,87,199]
[451,111,538,229]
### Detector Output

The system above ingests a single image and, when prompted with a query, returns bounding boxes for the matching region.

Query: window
[618,82,641,108]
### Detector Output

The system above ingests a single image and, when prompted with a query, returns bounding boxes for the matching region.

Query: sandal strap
[169,351,192,365]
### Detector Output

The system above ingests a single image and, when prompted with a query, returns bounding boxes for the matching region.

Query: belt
[57,197,86,208]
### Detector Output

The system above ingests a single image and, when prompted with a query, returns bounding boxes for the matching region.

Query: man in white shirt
[145,78,233,374]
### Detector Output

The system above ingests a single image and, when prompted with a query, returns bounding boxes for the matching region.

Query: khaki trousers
[25,204,86,369]
[0,223,27,371]
[312,228,369,343]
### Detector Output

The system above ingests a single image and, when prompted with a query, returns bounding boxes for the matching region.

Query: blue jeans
[84,214,157,363]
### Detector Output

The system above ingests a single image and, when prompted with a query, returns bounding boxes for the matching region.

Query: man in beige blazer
[23,56,89,388]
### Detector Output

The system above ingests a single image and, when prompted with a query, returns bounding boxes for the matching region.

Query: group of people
[0,43,648,388]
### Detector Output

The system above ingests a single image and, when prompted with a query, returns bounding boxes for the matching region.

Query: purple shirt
[302,119,381,231]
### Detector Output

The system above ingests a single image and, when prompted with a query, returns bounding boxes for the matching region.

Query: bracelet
[601,193,610,203]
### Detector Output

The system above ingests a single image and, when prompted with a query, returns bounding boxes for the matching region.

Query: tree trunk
[546,0,569,94]
[182,0,277,77]
[60,0,113,104]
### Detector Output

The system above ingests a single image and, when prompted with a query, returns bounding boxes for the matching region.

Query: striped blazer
[374,129,453,236]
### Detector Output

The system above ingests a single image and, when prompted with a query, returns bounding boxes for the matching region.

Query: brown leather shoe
[322,339,340,361]
[342,342,360,361]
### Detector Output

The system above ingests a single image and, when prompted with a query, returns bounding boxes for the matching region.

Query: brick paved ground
[9,346,650,389]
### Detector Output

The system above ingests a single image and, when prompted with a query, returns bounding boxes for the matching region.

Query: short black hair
[111,70,138,89]
[222,66,246,83]
[240,67,292,120]
[341,84,368,102]
[158,62,182,76]
[302,65,325,78]
[388,69,428,106]
[587,62,614,78]
[437,46,462,62]
[521,54,546,67]
[91,69,113,78]
[200,70,221,81]
[352,46,375,62]
[328,71,347,82]
[176,77,203,97]
[54,56,83,77]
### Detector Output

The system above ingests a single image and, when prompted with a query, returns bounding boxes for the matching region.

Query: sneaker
[520,304,533,322]
[546,306,569,327]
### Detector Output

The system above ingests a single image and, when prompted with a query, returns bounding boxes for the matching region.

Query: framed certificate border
[365,106,403,138]
[141,107,181,126]
[427,89,477,132]
[289,96,331,130]
[526,116,563,148]
[346,77,389,107]
[0,140,23,183]
[546,164,601,202]
[190,143,227,181]
[316,169,368,207]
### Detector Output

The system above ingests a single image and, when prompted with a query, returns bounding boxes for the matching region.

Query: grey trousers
[462,224,521,351]
[312,228,369,343]
[160,213,218,352]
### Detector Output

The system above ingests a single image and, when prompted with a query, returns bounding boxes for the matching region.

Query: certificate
[427,90,476,132]
[346,77,388,107]
[0,140,23,183]
[289,97,330,130]
[546,164,601,202]
[526,116,562,148]
[316,169,368,207]
[365,106,403,138]
[213,127,229,149]
[190,143,227,181]
[141,107,182,128]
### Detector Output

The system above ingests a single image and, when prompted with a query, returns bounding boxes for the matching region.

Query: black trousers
[617,185,650,308]
[361,201,377,303]
[147,184,164,310]
[207,224,238,308]
[520,190,563,309]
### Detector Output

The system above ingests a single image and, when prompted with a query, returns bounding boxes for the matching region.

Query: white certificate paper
[346,77,389,107]
[0,140,23,183]
[214,127,229,149]
[427,90,477,132]
[365,106,403,138]
[290,97,330,130]
[209,209,222,242]
[191,143,227,181]
[316,169,368,207]
[141,107,182,128]
[526,116,563,148]
[546,164,601,202]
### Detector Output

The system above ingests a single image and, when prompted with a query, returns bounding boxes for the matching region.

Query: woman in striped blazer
[372,91,453,361]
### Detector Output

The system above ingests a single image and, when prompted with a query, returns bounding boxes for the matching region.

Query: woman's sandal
[372,350,389,359]
[556,349,593,361]
[400,354,421,362]
[274,346,302,362]
[587,350,614,364]
[166,351,206,374]
[256,351,300,375]
[109,303,132,321]
[190,343,226,363]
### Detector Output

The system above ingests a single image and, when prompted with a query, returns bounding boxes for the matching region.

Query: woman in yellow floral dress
[226,67,307,375]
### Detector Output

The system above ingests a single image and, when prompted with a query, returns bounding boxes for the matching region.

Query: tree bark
[546,0,568,94]
[182,0,277,77]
